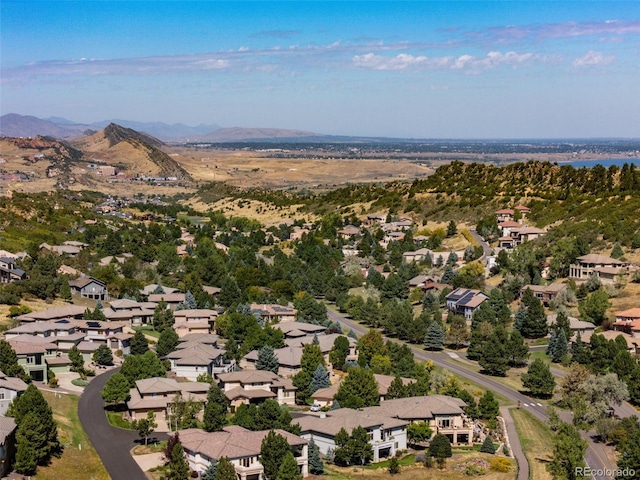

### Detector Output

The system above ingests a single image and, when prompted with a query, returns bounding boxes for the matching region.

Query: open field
[35,391,110,480]
[511,408,553,480]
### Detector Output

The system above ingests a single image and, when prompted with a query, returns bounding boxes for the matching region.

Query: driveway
[78,368,168,480]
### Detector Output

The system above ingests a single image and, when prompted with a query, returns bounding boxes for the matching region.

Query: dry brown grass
[511,408,553,480]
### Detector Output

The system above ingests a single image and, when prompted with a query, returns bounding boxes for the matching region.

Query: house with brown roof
[165,343,232,382]
[15,305,86,323]
[295,407,408,462]
[613,308,640,339]
[403,249,433,264]
[511,226,546,245]
[249,304,297,323]
[569,254,631,284]
[147,293,186,310]
[8,337,53,382]
[103,299,157,325]
[217,370,296,408]
[273,321,326,339]
[495,209,515,222]
[312,373,415,407]
[583,330,640,356]
[546,314,595,341]
[446,288,489,319]
[0,257,26,284]
[173,309,217,337]
[520,283,567,305]
[126,377,210,423]
[337,225,360,240]
[68,276,109,300]
[181,425,309,479]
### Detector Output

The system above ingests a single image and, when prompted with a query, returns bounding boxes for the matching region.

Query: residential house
[613,308,640,339]
[546,314,596,341]
[0,257,26,284]
[217,370,297,408]
[249,304,297,323]
[165,343,232,381]
[446,288,489,319]
[68,276,109,300]
[296,407,408,462]
[0,372,28,416]
[289,226,311,241]
[7,337,53,382]
[15,305,86,323]
[173,309,217,337]
[403,249,432,264]
[511,226,546,245]
[148,293,186,310]
[57,264,82,277]
[273,322,326,339]
[0,416,16,478]
[382,219,413,232]
[583,330,640,356]
[99,253,133,266]
[520,283,567,305]
[365,214,387,226]
[514,205,530,218]
[569,254,631,284]
[495,209,515,222]
[498,220,521,237]
[140,284,180,298]
[181,425,309,479]
[337,225,360,240]
[103,299,157,325]
[312,373,414,407]
[39,243,82,256]
[126,377,210,422]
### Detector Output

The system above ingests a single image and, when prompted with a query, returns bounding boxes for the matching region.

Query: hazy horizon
[2,1,639,139]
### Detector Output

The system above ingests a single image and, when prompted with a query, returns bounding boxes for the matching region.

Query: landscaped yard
[511,408,553,480]
[36,391,110,480]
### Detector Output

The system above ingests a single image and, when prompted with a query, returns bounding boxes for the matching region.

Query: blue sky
[2,1,639,138]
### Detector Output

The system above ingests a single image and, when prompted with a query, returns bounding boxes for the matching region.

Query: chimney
[320,412,326,419]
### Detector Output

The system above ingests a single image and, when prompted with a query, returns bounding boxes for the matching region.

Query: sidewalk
[500,406,529,480]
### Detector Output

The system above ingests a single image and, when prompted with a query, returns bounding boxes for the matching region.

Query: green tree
[520,294,548,338]
[101,372,131,405]
[386,375,408,400]
[333,427,352,466]
[429,433,452,458]
[547,422,588,480]
[551,329,569,363]
[554,310,573,342]
[310,364,330,392]
[152,300,174,332]
[203,382,228,432]
[349,426,373,465]
[260,430,291,480]
[388,456,400,475]
[0,339,26,378]
[156,328,180,357]
[276,451,303,480]
[293,291,328,324]
[167,442,190,480]
[506,330,529,366]
[92,344,113,366]
[329,335,350,371]
[130,330,150,355]
[424,321,445,350]
[357,329,387,367]
[479,328,510,376]
[478,390,500,420]
[120,350,167,387]
[522,358,556,397]
[308,439,324,475]
[256,345,280,374]
[335,367,380,409]
[611,242,625,259]
[68,344,84,372]
[201,459,218,480]
[407,421,433,446]
[216,456,237,480]
[480,436,496,454]
[135,411,157,445]
[14,414,39,475]
[578,290,611,326]
[447,220,458,237]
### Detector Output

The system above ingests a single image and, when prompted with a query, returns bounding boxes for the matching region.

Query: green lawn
[132,325,162,339]
[36,391,110,480]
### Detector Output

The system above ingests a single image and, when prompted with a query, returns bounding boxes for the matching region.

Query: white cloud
[352,53,428,70]
[572,50,615,67]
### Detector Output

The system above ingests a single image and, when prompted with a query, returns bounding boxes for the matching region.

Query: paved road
[78,368,168,480]
[328,308,615,480]
[469,229,492,259]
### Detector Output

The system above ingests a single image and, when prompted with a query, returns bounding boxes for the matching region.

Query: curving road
[79,368,168,480]
[328,308,616,480]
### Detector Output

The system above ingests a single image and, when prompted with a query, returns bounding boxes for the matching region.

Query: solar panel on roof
[86,321,101,328]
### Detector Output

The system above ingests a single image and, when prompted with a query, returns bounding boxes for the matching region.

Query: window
[438,418,451,428]
[26,356,35,364]
[283,390,290,397]
[0,392,5,400]
[241,457,252,467]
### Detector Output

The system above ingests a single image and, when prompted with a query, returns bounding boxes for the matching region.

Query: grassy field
[326,452,515,479]
[35,391,110,480]
[511,408,553,480]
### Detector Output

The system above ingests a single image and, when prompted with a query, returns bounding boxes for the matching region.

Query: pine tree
[203,382,228,432]
[0,340,26,378]
[167,443,190,480]
[547,330,557,356]
[92,344,114,366]
[201,459,218,480]
[457,389,480,419]
[611,242,624,259]
[388,456,400,475]
[514,305,527,332]
[522,358,556,397]
[552,329,568,363]
[308,439,324,475]
[216,456,237,480]
[521,295,548,338]
[478,328,509,376]
[276,451,303,480]
[334,367,379,409]
[256,345,280,374]
[554,310,572,343]
[429,434,452,458]
[441,265,456,284]
[156,328,180,357]
[130,330,150,355]
[478,390,499,420]
[101,372,131,405]
[329,336,350,371]
[480,436,496,454]
[14,422,37,475]
[506,330,529,366]
[386,376,408,400]
[571,332,590,365]
[311,364,330,393]
[260,431,291,480]
[424,321,445,350]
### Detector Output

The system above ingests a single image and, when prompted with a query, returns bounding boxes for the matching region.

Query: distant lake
[561,158,640,169]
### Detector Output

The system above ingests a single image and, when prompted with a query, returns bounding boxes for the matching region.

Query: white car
[310,404,321,412]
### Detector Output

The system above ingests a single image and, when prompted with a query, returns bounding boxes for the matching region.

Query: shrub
[424,456,435,469]
[85,369,96,377]
[465,465,487,476]
[480,436,496,454]
[48,378,58,388]
[490,458,514,472]
[71,379,89,387]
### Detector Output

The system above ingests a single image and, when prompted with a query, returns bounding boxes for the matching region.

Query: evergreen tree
[480,436,496,454]
[201,459,218,480]
[554,310,572,343]
[156,328,180,357]
[514,305,527,332]
[260,430,291,480]
[424,321,445,351]
[308,439,324,475]
[547,422,587,480]
[447,220,457,237]
[310,364,330,392]
[0,340,26,378]
[120,350,167,387]
[330,399,341,410]
[552,329,569,363]
[101,372,131,405]
[571,332,591,365]
[14,415,38,475]
[520,295,548,338]
[547,329,558,357]
[334,367,379,409]
[388,456,400,475]
[457,389,480,419]
[428,433,452,458]
[506,330,529,366]
[167,443,190,480]
[329,336,350,371]
[478,390,500,420]
[152,300,174,332]
[467,321,493,361]
[478,328,509,376]
[92,344,113,366]
[203,382,228,432]
[522,358,556,397]
[611,242,624,259]
[349,426,373,465]
[135,411,157,445]
[276,451,303,480]
[216,457,237,480]
[130,330,150,355]
[441,265,456,284]
[386,376,408,400]
[256,345,280,374]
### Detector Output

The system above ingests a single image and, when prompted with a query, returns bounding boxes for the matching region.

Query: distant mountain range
[0,113,327,143]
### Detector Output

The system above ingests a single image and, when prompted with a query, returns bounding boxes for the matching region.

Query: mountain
[0,114,220,142]
[73,123,192,181]
[188,127,324,142]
